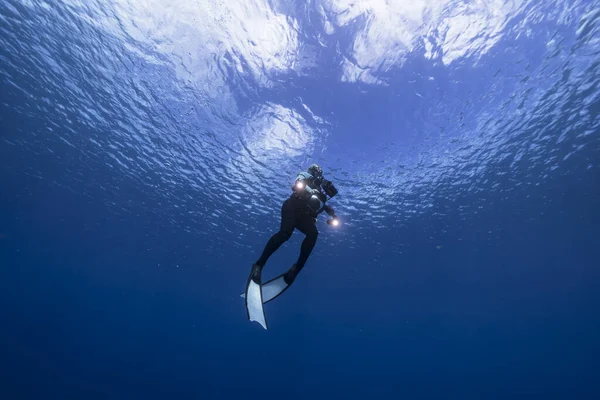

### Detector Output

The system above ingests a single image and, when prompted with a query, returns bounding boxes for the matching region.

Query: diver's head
[308,164,323,180]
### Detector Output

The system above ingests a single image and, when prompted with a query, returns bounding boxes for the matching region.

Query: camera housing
[321,179,338,198]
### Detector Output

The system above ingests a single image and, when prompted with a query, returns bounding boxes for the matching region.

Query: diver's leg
[284,215,319,283]
[255,198,295,268]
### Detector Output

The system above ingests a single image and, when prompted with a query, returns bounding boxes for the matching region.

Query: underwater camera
[321,179,338,198]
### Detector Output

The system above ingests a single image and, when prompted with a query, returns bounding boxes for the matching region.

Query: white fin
[246,280,267,330]
[241,274,289,304]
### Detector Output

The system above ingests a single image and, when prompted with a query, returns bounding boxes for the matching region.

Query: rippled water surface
[1,0,599,398]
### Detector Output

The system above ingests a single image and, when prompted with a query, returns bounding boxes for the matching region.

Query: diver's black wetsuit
[254,168,332,283]
[255,194,319,272]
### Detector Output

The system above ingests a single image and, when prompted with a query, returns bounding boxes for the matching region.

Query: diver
[243,164,339,329]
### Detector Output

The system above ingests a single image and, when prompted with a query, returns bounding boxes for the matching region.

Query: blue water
[1,0,599,398]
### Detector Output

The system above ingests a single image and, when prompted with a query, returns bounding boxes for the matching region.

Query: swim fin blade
[241,273,291,304]
[244,264,268,330]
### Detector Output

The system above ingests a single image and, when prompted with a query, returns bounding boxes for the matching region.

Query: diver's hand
[324,205,335,216]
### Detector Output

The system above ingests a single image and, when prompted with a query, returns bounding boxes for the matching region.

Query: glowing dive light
[296,181,305,189]
[327,217,340,226]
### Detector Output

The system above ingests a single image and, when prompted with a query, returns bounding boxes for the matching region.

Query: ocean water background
[1,0,599,398]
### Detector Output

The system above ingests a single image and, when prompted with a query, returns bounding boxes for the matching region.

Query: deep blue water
[1,0,600,399]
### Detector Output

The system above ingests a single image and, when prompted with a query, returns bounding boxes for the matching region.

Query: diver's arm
[316,202,336,217]
[323,204,335,216]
